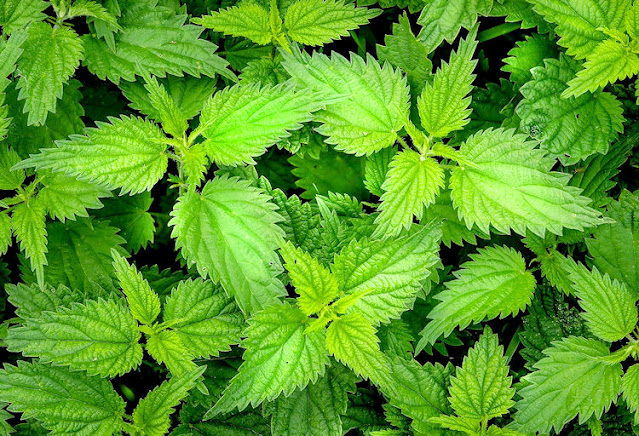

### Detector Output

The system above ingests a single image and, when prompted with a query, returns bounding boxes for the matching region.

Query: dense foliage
[1,0,639,435]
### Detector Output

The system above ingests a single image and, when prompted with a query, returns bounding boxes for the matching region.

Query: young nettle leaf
[364,147,396,197]
[502,34,558,85]
[450,128,606,237]
[5,282,77,319]
[0,213,11,255]
[622,364,639,425]
[194,2,273,45]
[198,83,322,166]
[418,26,477,138]
[169,175,286,313]
[146,329,199,376]
[11,200,47,285]
[0,144,24,190]
[282,48,410,156]
[513,337,624,434]
[417,246,536,351]
[17,115,169,195]
[5,298,143,377]
[0,0,47,34]
[0,361,126,435]
[139,72,188,139]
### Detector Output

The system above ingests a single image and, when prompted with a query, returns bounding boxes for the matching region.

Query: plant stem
[478,22,521,42]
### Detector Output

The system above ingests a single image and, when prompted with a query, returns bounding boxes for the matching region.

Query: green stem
[478,22,521,42]
[396,135,409,150]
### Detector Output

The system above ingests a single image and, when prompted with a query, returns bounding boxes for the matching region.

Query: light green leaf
[140,73,188,139]
[181,143,208,187]
[364,147,395,197]
[622,364,639,425]
[326,312,392,388]
[284,0,380,46]
[280,241,339,316]
[428,415,480,434]
[163,278,244,358]
[0,0,47,34]
[626,1,639,39]
[417,246,535,350]
[568,263,638,342]
[512,336,623,434]
[132,367,205,436]
[517,55,624,165]
[16,22,82,126]
[0,144,24,190]
[528,0,629,59]
[17,115,168,195]
[0,213,10,256]
[112,249,161,326]
[146,329,198,376]
[0,361,125,436]
[5,299,143,377]
[12,200,47,285]
[449,328,515,420]
[5,283,76,319]
[332,221,442,324]
[207,304,329,416]
[193,2,272,45]
[372,149,444,238]
[199,83,321,166]
[417,0,491,53]
[64,0,121,28]
[450,128,606,237]
[37,171,111,223]
[169,176,285,313]
[282,48,409,156]
[502,34,559,85]
[418,27,477,138]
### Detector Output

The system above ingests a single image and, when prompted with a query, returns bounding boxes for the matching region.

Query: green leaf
[448,328,515,420]
[282,48,409,156]
[373,149,444,238]
[199,83,321,166]
[280,241,339,315]
[283,0,380,46]
[12,201,47,286]
[169,176,285,313]
[18,115,168,195]
[364,147,395,197]
[207,304,329,416]
[564,38,639,98]
[417,0,491,53]
[417,27,478,138]
[502,34,559,85]
[194,2,272,45]
[528,0,629,59]
[622,364,639,425]
[37,171,111,223]
[146,329,198,376]
[0,144,24,190]
[0,361,125,436]
[133,367,205,436]
[428,415,480,434]
[450,128,606,237]
[332,221,442,324]
[417,246,536,350]
[5,299,143,377]
[326,312,392,388]
[0,0,47,34]
[112,250,161,326]
[140,73,188,139]
[0,213,10,256]
[163,278,244,358]
[512,336,623,434]
[516,55,624,165]
[266,364,358,436]
[587,190,639,292]
[568,263,638,342]
[16,22,82,126]
[5,282,76,319]
[64,0,120,28]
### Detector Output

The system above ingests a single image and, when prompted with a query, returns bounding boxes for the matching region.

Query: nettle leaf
[364,147,396,197]
[372,149,444,239]
[513,337,623,434]
[622,364,639,425]
[5,299,143,377]
[146,329,198,376]
[568,263,638,342]
[5,282,77,319]
[0,213,11,256]
[502,34,559,85]
[283,0,381,46]
[112,250,161,326]
[280,241,339,316]
[332,221,442,324]
[266,364,358,436]
[194,2,272,45]
[417,0,491,53]
[140,73,188,139]
[418,27,477,138]
[207,304,329,416]
[163,278,244,358]
[282,48,410,156]
[17,115,169,195]
[0,144,24,190]
[0,0,47,34]
[199,83,321,166]
[0,361,126,436]
[326,312,392,388]
[587,189,639,293]
[516,55,624,165]
[528,0,628,59]
[449,328,515,420]
[450,128,605,237]
[15,22,82,126]
[417,246,535,350]
[12,200,47,285]
[133,367,205,436]
[169,176,286,313]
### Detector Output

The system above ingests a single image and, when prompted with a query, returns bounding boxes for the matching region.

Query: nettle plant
[1,0,639,435]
